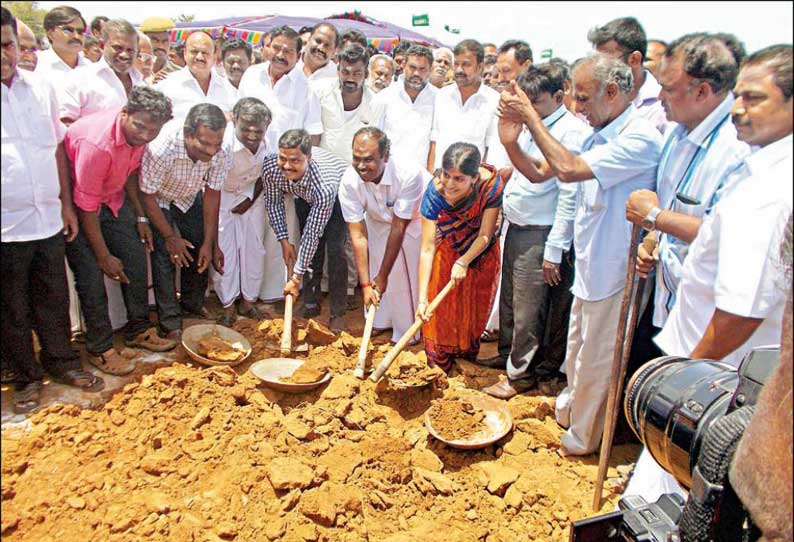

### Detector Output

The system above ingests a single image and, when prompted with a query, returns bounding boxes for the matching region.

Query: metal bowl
[181,324,252,367]
[249,358,331,393]
[425,392,514,450]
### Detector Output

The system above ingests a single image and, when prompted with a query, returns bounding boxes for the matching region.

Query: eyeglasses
[57,24,86,36]
[138,53,154,62]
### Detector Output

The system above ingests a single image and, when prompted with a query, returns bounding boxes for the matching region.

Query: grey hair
[354,126,390,157]
[369,54,395,73]
[666,33,738,95]
[102,19,138,42]
[433,47,453,61]
[184,103,227,135]
[124,86,172,123]
[232,97,272,126]
[279,129,312,155]
[572,53,634,95]
[442,142,481,177]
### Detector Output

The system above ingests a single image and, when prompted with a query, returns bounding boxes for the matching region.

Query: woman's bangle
[454,259,468,269]
[360,281,372,289]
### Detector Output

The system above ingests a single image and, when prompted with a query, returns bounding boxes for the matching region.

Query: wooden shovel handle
[354,304,378,379]
[280,294,293,356]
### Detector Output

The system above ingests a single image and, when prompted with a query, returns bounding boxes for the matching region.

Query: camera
[569,346,779,542]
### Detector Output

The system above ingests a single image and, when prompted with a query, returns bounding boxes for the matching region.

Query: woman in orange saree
[417,142,511,372]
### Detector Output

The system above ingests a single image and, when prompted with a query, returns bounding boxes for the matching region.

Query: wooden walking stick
[354,303,378,379]
[592,226,656,511]
[369,280,456,383]
[280,293,294,356]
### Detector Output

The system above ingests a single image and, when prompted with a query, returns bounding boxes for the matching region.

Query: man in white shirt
[59,19,144,124]
[623,43,794,504]
[16,19,38,71]
[429,39,500,172]
[367,54,395,93]
[154,31,237,120]
[1,7,104,412]
[212,98,272,326]
[429,47,453,89]
[375,44,436,169]
[588,17,669,133]
[499,54,663,455]
[35,5,89,76]
[339,128,430,343]
[220,38,252,90]
[482,64,590,399]
[298,22,339,88]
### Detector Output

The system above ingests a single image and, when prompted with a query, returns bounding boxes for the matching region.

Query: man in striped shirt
[262,129,349,331]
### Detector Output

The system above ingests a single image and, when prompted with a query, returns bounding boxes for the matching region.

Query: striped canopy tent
[169,13,445,52]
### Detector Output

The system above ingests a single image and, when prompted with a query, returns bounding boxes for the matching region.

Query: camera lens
[624,356,739,489]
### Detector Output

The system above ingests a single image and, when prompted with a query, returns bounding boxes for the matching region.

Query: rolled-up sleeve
[580,131,661,191]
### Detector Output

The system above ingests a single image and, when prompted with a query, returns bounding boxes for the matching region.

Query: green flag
[444,24,460,34]
[412,14,429,26]
[540,48,553,60]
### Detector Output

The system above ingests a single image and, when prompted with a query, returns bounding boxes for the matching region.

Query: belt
[508,223,552,231]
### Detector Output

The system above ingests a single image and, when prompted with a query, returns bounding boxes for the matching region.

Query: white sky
[38,0,794,61]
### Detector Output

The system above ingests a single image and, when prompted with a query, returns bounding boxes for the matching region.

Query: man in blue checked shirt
[262,129,349,331]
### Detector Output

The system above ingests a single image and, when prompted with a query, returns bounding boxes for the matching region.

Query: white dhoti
[366,217,421,343]
[259,194,301,303]
[212,189,268,307]
[485,223,508,331]
[555,290,624,455]
[621,447,687,506]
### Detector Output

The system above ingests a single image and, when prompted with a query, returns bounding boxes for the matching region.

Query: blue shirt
[653,93,751,326]
[502,105,591,263]
[574,105,663,301]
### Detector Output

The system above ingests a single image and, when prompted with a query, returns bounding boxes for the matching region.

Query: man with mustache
[135,31,155,82]
[35,5,89,76]
[429,47,453,89]
[221,38,252,90]
[367,54,395,93]
[59,19,144,124]
[298,22,339,87]
[428,39,500,172]
[16,19,38,72]
[154,31,237,121]
[622,43,793,505]
[262,130,349,331]
[238,25,323,304]
[139,104,231,339]
[64,86,177,375]
[82,35,102,63]
[139,16,181,84]
[494,40,533,93]
[375,44,436,168]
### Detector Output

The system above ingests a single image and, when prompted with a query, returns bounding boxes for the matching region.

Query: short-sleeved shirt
[574,105,663,301]
[58,57,144,121]
[315,80,386,163]
[237,62,322,152]
[261,147,347,276]
[653,93,751,327]
[221,126,267,199]
[140,120,231,211]
[430,82,499,170]
[375,82,436,168]
[2,68,67,242]
[64,108,145,216]
[34,47,89,78]
[154,66,237,120]
[502,105,591,263]
[297,58,338,89]
[338,159,430,239]
[655,134,793,366]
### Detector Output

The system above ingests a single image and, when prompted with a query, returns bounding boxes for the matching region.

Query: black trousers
[65,198,151,354]
[295,197,347,319]
[1,232,81,386]
[151,193,207,333]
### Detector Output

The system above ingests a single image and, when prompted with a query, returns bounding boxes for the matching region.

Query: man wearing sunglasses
[36,5,89,76]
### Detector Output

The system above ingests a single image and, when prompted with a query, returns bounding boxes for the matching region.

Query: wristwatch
[641,207,662,231]
[136,216,150,224]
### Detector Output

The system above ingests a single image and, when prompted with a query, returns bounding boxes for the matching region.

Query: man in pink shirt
[64,86,176,376]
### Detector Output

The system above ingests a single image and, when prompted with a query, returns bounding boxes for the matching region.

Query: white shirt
[297,58,338,90]
[315,80,385,163]
[430,82,499,170]
[503,105,591,263]
[653,94,751,326]
[655,135,793,366]
[633,70,669,134]
[338,159,430,239]
[154,66,237,121]
[34,47,89,77]
[58,57,144,121]
[575,105,663,301]
[237,62,322,152]
[375,81,436,169]
[1,69,67,242]
[221,126,267,200]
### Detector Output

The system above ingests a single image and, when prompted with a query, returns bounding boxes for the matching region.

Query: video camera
[570,346,779,542]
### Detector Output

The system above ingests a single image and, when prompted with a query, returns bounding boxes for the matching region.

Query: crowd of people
[2,5,792,510]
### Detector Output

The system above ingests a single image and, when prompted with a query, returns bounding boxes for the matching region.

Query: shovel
[369,280,455,383]
[280,293,294,356]
[354,303,378,379]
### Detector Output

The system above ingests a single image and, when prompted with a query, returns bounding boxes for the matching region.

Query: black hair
[666,33,739,95]
[102,19,138,42]
[270,25,302,54]
[453,39,484,64]
[90,15,108,34]
[340,29,367,48]
[338,43,370,68]
[43,5,86,33]
[279,129,312,155]
[232,97,272,126]
[498,39,534,64]
[222,37,253,61]
[743,44,793,100]
[354,127,390,157]
[1,6,17,37]
[442,142,481,177]
[184,103,227,135]
[517,63,566,99]
[406,44,433,66]
[125,86,173,123]
[311,22,340,48]
[587,16,647,61]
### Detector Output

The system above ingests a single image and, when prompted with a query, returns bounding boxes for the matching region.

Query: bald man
[17,19,38,71]
[154,31,237,120]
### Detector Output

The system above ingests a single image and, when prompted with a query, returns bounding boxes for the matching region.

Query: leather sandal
[482,376,536,400]
[14,381,43,414]
[87,348,136,376]
[125,328,178,352]
[51,369,105,392]
[237,305,268,320]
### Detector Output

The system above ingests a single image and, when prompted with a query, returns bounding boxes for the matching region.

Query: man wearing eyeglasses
[35,5,89,76]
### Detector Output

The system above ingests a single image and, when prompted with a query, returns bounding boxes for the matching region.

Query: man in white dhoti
[338,128,429,342]
[211,98,272,326]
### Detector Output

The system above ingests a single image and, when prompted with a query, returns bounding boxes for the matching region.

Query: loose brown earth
[1,316,639,542]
